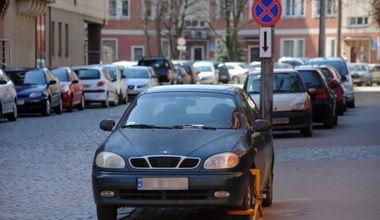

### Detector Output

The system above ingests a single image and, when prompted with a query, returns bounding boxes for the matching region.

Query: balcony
[16,0,55,17]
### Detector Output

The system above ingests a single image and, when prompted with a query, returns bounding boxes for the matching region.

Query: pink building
[101,0,380,64]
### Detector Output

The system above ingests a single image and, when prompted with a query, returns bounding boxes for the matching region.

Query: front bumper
[92,170,249,208]
[16,97,46,112]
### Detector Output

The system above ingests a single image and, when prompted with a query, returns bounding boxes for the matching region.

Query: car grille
[129,156,200,169]
[119,189,209,200]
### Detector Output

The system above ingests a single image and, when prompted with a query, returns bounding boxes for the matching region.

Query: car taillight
[304,95,312,110]
[315,88,328,99]
[167,70,173,80]
[97,81,106,87]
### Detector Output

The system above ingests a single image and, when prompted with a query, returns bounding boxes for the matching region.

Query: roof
[142,84,241,95]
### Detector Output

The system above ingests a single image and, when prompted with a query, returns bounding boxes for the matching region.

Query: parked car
[137,56,175,85]
[92,85,274,220]
[224,62,250,84]
[90,64,128,104]
[306,57,355,108]
[318,65,346,115]
[123,66,159,100]
[51,67,85,112]
[172,60,199,84]
[193,61,230,84]
[72,66,118,108]
[0,68,17,121]
[349,63,372,86]
[244,69,313,137]
[296,66,337,128]
[171,65,191,84]
[5,68,63,116]
[369,63,380,85]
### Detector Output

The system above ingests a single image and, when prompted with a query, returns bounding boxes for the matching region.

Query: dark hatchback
[137,57,176,85]
[92,85,274,220]
[5,68,63,116]
[296,66,337,128]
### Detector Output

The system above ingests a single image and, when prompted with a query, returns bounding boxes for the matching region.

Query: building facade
[0,0,108,69]
[101,0,380,64]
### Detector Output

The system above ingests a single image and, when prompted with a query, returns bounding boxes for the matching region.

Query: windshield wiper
[172,124,217,130]
[123,124,173,129]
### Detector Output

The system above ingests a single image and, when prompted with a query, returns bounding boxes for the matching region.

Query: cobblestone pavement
[0,90,379,220]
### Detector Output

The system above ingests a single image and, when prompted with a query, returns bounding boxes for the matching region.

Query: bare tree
[373,0,380,27]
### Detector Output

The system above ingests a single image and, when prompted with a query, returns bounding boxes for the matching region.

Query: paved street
[0,88,380,220]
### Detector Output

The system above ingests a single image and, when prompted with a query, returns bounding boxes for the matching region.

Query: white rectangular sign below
[259,27,272,58]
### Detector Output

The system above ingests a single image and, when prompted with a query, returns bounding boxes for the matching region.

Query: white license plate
[137,177,188,190]
[17,100,25,105]
[273,117,289,124]
[83,84,90,88]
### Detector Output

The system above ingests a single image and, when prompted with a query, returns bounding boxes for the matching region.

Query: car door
[102,69,117,102]
[0,69,13,113]
[240,91,273,188]
[46,70,61,107]
[70,70,83,104]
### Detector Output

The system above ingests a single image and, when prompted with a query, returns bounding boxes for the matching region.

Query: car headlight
[29,92,42,98]
[95,152,125,168]
[204,152,239,169]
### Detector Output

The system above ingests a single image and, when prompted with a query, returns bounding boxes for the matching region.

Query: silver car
[0,68,17,121]
[349,63,372,86]
[123,66,159,100]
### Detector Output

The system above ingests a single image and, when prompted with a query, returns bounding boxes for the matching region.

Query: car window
[307,59,348,76]
[246,73,305,93]
[103,67,116,79]
[124,68,149,78]
[24,70,46,85]
[297,70,322,87]
[124,92,238,129]
[76,69,100,80]
[51,68,68,82]
[194,66,212,72]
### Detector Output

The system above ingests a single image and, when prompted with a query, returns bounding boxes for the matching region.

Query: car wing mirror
[72,79,79,84]
[0,80,7,85]
[49,80,57,85]
[100,119,115,131]
[250,119,271,133]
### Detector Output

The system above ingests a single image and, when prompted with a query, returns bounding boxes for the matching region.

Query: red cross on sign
[252,0,282,27]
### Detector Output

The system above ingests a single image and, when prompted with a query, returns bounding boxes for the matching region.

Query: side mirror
[49,80,57,85]
[0,80,7,85]
[100,119,115,131]
[250,119,271,132]
[341,75,347,82]
[72,79,79,84]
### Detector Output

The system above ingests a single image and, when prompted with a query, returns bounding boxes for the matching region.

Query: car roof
[306,57,345,63]
[249,68,299,75]
[142,84,240,95]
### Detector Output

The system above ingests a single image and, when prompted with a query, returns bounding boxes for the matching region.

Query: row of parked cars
[244,56,360,137]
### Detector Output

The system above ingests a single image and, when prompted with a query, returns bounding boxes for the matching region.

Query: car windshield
[123,92,239,129]
[246,73,305,93]
[139,60,168,70]
[75,69,100,80]
[22,70,46,85]
[51,69,68,81]
[124,68,149,78]
[349,64,368,72]
[194,65,212,72]
[308,60,348,76]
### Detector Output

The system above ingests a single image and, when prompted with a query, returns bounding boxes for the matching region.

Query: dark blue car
[92,85,274,220]
[5,68,63,116]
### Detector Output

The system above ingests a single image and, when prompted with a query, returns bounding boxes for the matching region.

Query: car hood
[250,92,308,111]
[351,70,368,76]
[15,85,46,95]
[103,128,244,157]
[126,78,150,85]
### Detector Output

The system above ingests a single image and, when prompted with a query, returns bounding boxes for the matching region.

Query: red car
[319,65,346,115]
[51,67,85,112]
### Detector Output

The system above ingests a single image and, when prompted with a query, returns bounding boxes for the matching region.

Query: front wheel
[262,171,273,207]
[96,205,117,220]
[230,174,254,220]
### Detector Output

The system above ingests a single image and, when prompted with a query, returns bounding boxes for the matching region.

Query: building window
[283,0,305,17]
[58,22,62,57]
[249,46,260,62]
[313,0,336,17]
[102,39,117,63]
[108,0,129,19]
[132,46,144,61]
[327,38,336,57]
[280,38,305,57]
[162,40,170,58]
[347,16,369,27]
[65,23,69,57]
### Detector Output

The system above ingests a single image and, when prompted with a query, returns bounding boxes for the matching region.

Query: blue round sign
[252,0,282,26]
